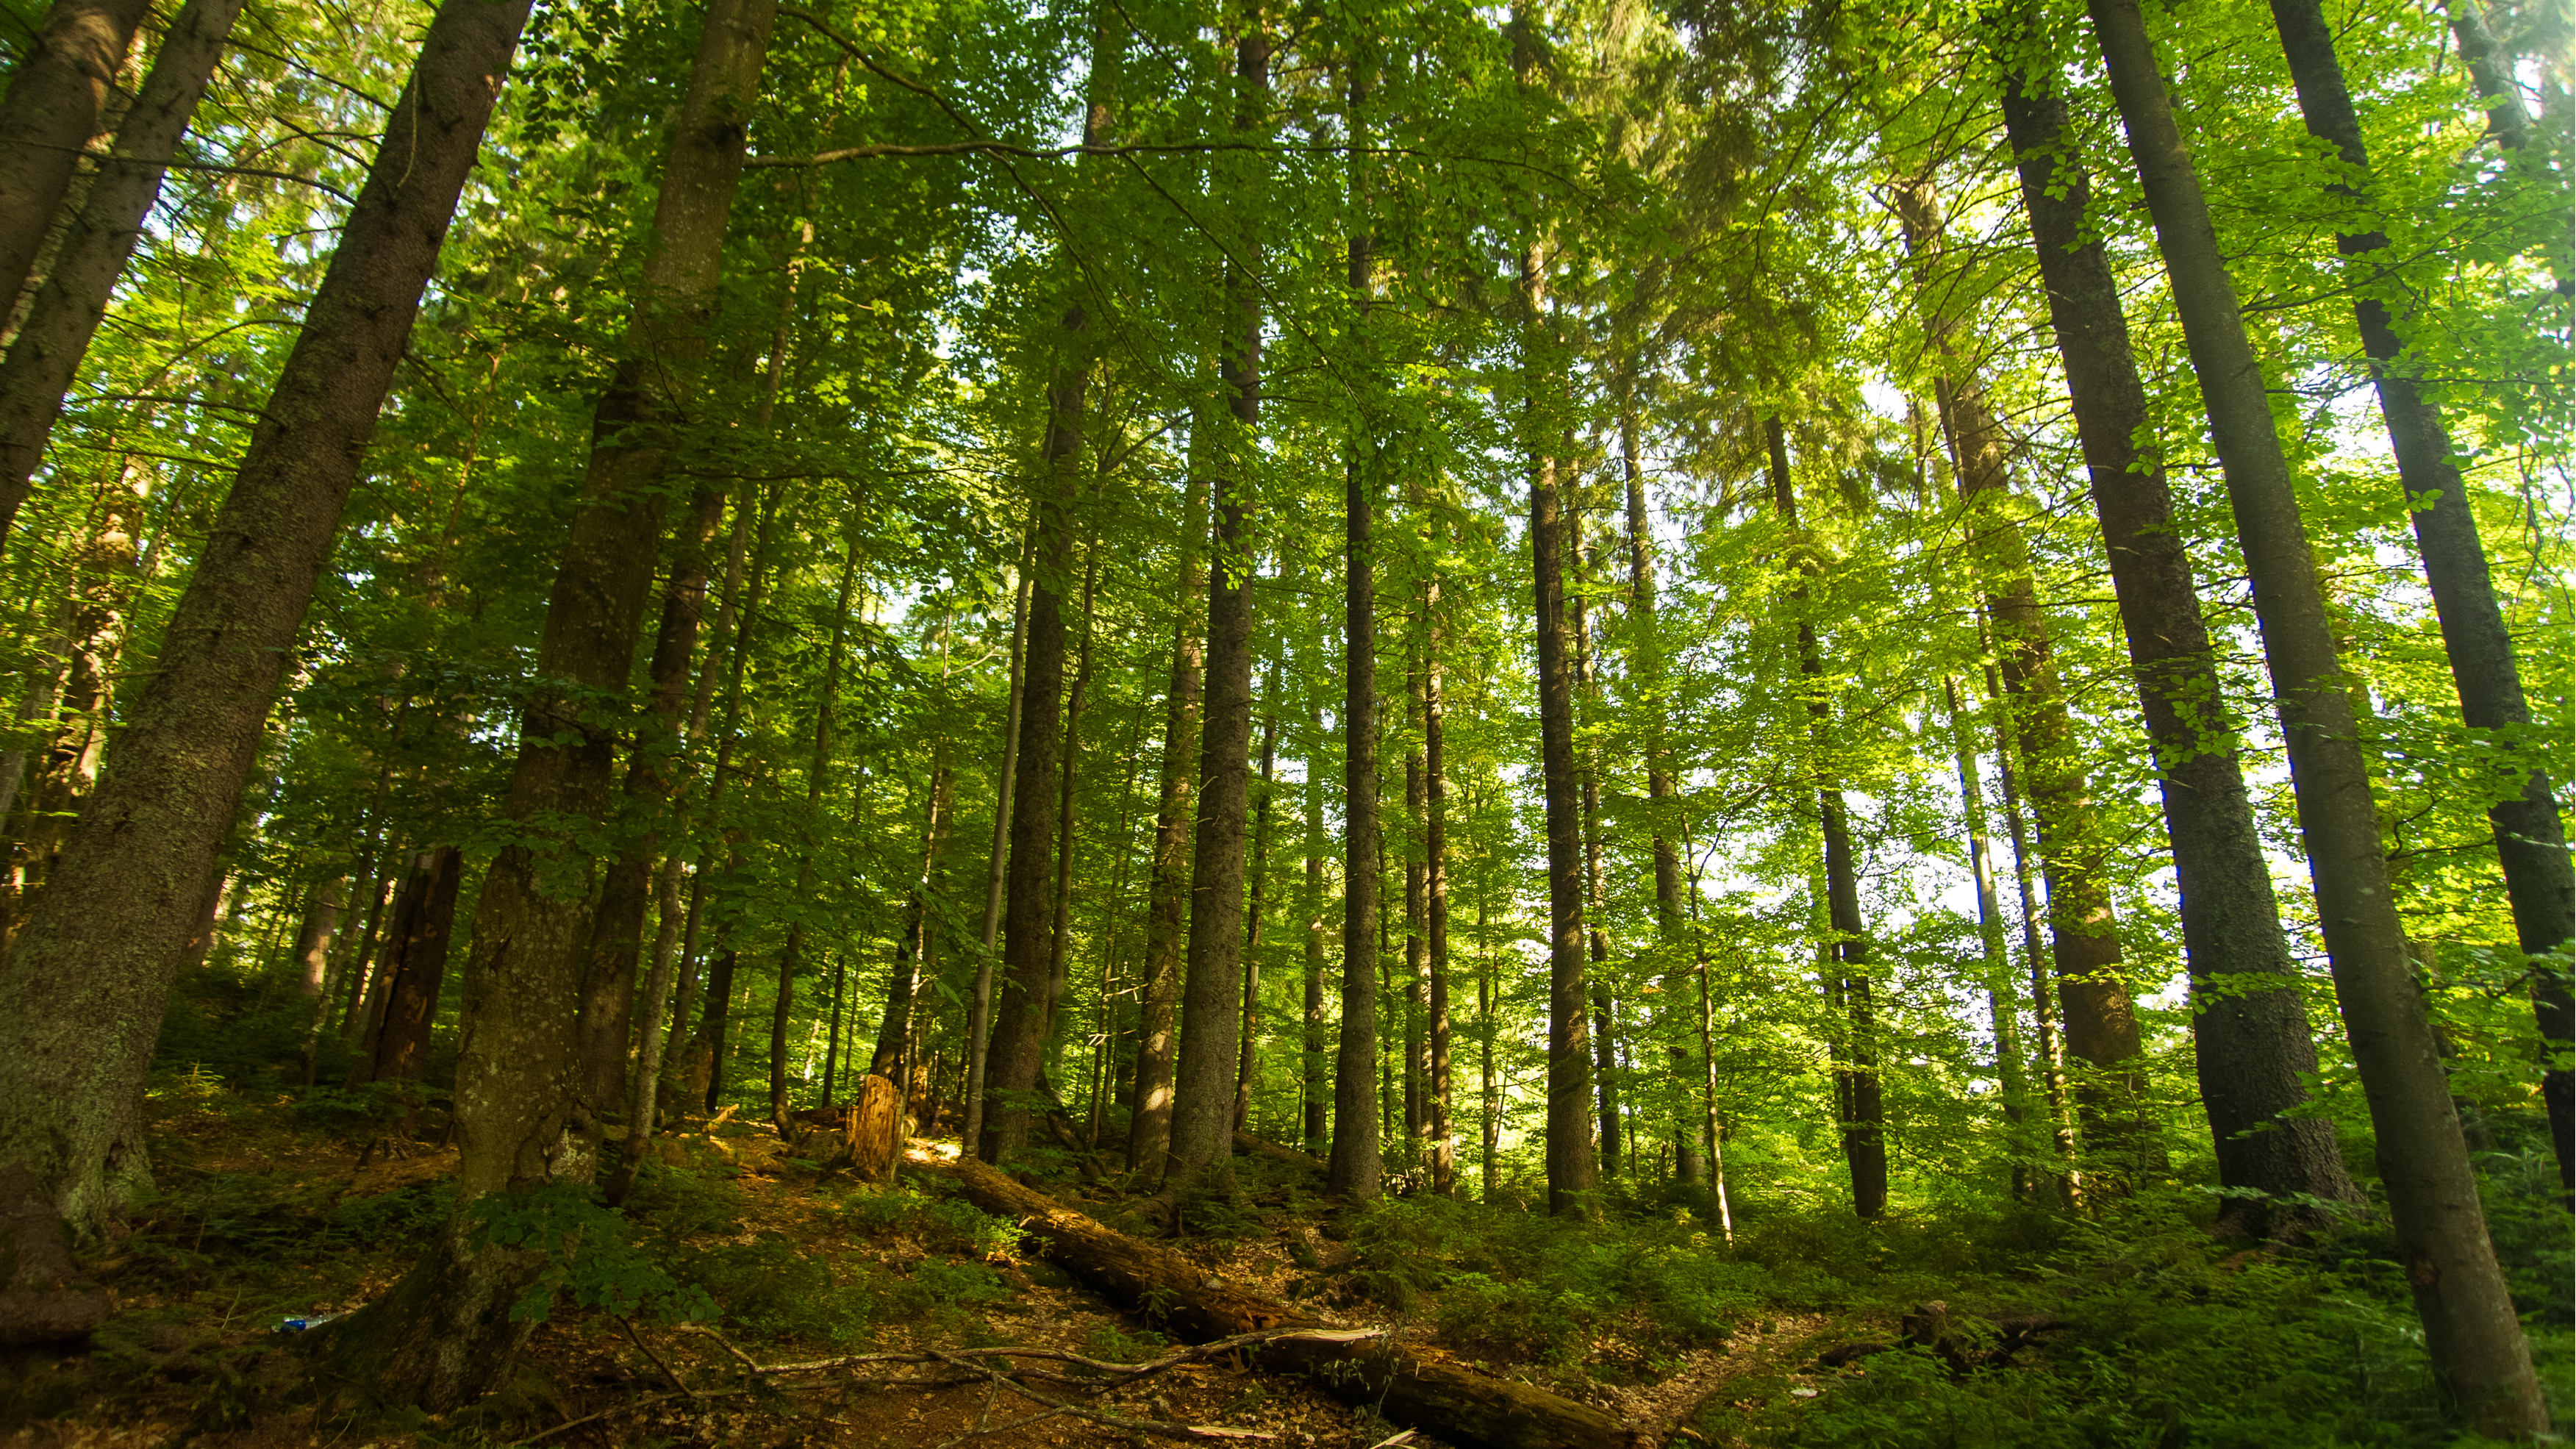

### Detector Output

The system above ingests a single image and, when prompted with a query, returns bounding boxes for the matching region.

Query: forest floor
[1,1084,2568,1449]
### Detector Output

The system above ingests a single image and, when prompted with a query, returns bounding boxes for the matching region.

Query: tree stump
[850,1073,904,1183]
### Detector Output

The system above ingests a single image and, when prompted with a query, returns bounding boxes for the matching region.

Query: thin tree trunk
[1329,57,1381,1202]
[353,848,465,1087]
[1303,700,1328,1155]
[0,0,537,1288]
[1478,874,1497,1202]
[0,0,246,548]
[2087,0,2544,1425]
[1403,662,1426,1157]
[1045,540,1102,1071]
[1768,417,1886,1220]
[962,549,1031,1151]
[2267,0,2573,1189]
[770,539,861,1132]
[1425,609,1453,1196]
[1237,706,1278,1131]
[1129,439,1209,1176]
[1528,300,1593,1217]
[1991,689,2080,1204]
[1994,51,2356,1224]
[872,766,951,1079]
[0,0,154,327]
[312,0,772,1403]
[1942,677,2033,1195]
[1165,10,1267,1188]
[1574,522,1618,1180]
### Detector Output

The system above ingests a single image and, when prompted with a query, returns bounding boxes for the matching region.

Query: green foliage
[465,1183,714,1326]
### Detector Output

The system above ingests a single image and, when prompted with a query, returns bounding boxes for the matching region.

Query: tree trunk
[1129,439,1208,1176]
[0,0,154,327]
[976,376,1080,1165]
[0,0,246,549]
[314,0,773,1406]
[1573,526,1619,1181]
[1990,698,2080,1205]
[1044,542,1103,1084]
[1994,52,2355,1223]
[962,551,1031,1150]
[1237,707,1278,1131]
[1168,28,1267,1187]
[2087,0,2544,1426]
[1403,668,1427,1159]
[351,847,464,1086]
[2267,0,2573,1189]
[0,0,537,1267]
[1425,607,1454,1195]
[1768,417,1886,1219]
[291,879,343,998]
[770,537,861,1132]
[1942,678,2033,1195]
[873,766,951,1079]
[1302,702,1328,1155]
[1330,64,1381,1201]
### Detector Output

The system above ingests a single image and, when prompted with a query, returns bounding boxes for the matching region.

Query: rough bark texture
[315,0,774,1408]
[2087,0,2544,1428]
[1302,709,1328,1154]
[1994,51,2356,1223]
[0,0,154,326]
[873,768,950,1080]
[977,369,1078,1165]
[1236,711,1278,1131]
[946,1155,1647,1449]
[0,0,534,1242]
[1168,17,1267,1181]
[1129,451,1208,1176]
[1331,252,1382,1201]
[1425,618,1455,1195]
[2266,0,2573,1189]
[769,540,861,1132]
[0,0,246,548]
[962,559,1030,1150]
[350,848,463,1085]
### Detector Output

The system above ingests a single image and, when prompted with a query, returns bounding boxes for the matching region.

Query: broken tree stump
[850,1073,904,1183]
[939,1153,1647,1449]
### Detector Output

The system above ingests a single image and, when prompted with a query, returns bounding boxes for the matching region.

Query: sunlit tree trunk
[1993,49,2355,1226]
[1129,434,1207,1176]
[2088,0,2544,1425]
[0,0,538,1312]
[962,551,1030,1148]
[1328,57,1381,1202]
[0,0,154,326]
[2267,0,2572,1189]
[1425,604,1454,1195]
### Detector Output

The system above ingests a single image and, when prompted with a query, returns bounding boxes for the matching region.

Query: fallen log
[939,1153,1647,1449]
[1232,1130,1325,1176]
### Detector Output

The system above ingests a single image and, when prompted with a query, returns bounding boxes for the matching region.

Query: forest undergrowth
[2,1048,2564,1449]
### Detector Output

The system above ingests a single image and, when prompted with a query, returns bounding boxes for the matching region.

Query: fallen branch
[1234,1130,1326,1175]
[938,1153,1647,1449]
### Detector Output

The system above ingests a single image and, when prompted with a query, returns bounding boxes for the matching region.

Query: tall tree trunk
[1237,706,1278,1131]
[1425,608,1454,1196]
[0,0,537,1288]
[1303,701,1328,1155]
[1129,439,1209,1176]
[1165,12,1267,1191]
[1403,661,1426,1158]
[351,847,465,1087]
[1768,417,1885,1220]
[2087,0,2544,1426]
[1942,677,2033,1195]
[2266,0,2573,1189]
[976,379,1081,1165]
[1329,58,1381,1202]
[769,538,861,1132]
[1045,542,1102,1076]
[1896,174,2150,1176]
[292,879,343,998]
[576,480,726,1116]
[962,551,1031,1149]
[313,0,773,1404]
[0,0,155,327]
[873,766,951,1079]
[2444,0,2533,149]
[1994,51,2355,1224]
[1991,687,2081,1204]
[1574,523,1618,1180]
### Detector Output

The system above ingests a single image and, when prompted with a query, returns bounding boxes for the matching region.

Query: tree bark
[0,0,536,1256]
[1573,525,1619,1180]
[315,0,773,1406]
[873,766,951,1079]
[1302,702,1328,1155]
[1167,12,1267,1187]
[1768,417,1885,1219]
[1994,52,2356,1223]
[2267,0,2573,1189]
[0,0,155,328]
[1330,64,1381,1201]
[962,551,1031,1150]
[1236,706,1278,1131]
[768,538,861,1132]
[1403,664,1427,1158]
[1129,440,1208,1176]
[0,0,246,548]
[2086,0,2544,1426]
[1425,604,1455,1195]
[351,847,464,1086]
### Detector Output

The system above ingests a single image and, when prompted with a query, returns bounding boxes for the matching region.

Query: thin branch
[159,157,359,206]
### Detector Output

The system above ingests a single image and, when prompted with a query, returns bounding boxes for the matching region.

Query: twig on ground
[618,1316,698,1397]
[924,1347,1276,1443]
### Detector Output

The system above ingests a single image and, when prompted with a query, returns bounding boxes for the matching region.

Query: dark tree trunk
[1167,13,1267,1184]
[314,0,773,1406]
[1129,445,1207,1176]
[1994,51,2356,1224]
[1528,305,1594,1217]
[1768,418,1885,1220]
[0,0,536,1264]
[1044,543,1103,1078]
[1329,71,1381,1199]
[1237,708,1278,1131]
[351,848,464,1087]
[1302,703,1328,1155]
[1425,607,1454,1195]
[1403,670,1426,1157]
[0,0,154,326]
[962,555,1030,1150]
[2087,0,2544,1426]
[0,0,246,548]
[2267,0,2573,1190]
[873,767,950,1080]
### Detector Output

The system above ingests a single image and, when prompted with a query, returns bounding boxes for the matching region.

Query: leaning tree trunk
[2266,0,2573,1189]
[1769,417,1886,1220]
[1895,173,2150,1177]
[0,0,155,327]
[0,0,246,551]
[0,0,538,1311]
[1166,15,1267,1189]
[2086,0,2544,1428]
[1328,59,1382,1202]
[312,0,773,1407]
[1992,44,2356,1227]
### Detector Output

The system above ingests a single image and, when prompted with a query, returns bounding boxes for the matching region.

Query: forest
[0,0,2564,1438]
